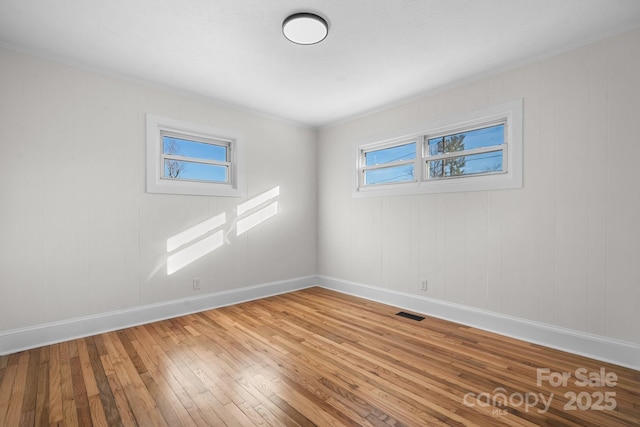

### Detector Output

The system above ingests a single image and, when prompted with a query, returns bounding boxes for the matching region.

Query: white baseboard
[0,275,317,356]
[3,274,638,371]
[317,275,640,371]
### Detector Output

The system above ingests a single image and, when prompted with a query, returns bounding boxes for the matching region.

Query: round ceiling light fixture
[282,12,328,45]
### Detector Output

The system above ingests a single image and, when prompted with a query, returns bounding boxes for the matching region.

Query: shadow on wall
[166,186,280,275]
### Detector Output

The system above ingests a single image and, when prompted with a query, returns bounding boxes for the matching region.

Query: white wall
[2,26,639,355]
[0,47,317,333]
[318,27,640,345]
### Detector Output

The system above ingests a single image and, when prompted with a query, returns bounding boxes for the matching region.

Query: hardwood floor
[1,287,638,426]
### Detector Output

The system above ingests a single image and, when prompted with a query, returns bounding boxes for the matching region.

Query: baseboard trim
[0,275,317,356]
[317,275,640,371]
[3,274,638,371]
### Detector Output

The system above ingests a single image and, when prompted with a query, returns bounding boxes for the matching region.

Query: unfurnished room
[0,1,639,426]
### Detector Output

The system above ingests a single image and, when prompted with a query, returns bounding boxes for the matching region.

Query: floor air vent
[396,311,425,321]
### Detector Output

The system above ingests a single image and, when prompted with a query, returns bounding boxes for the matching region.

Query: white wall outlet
[420,279,428,291]
[192,278,201,290]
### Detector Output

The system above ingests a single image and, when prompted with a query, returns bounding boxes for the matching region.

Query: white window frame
[424,119,507,181]
[353,99,523,197]
[146,114,246,197]
[357,137,419,188]
[160,129,232,183]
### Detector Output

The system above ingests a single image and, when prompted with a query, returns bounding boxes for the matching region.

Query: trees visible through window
[147,114,245,197]
[353,99,522,196]
[161,133,230,183]
[425,123,505,179]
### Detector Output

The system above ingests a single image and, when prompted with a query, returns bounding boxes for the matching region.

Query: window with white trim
[147,114,245,197]
[354,99,522,197]
[360,139,417,186]
[425,121,506,180]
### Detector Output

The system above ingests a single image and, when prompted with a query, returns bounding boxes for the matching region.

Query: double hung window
[360,140,417,186]
[425,121,506,180]
[147,114,245,197]
[161,132,231,184]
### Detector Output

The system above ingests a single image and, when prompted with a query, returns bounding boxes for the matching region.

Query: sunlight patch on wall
[167,213,227,252]
[236,186,280,236]
[237,201,278,236]
[164,186,280,275]
[166,212,226,275]
[237,186,280,216]
[167,231,224,275]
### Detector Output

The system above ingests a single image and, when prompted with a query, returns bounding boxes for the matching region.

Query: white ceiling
[1,0,639,127]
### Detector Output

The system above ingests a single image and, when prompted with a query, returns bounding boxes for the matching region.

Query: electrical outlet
[420,279,428,291]
[192,278,201,290]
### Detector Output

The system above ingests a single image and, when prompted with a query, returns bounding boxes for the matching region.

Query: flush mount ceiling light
[282,13,328,45]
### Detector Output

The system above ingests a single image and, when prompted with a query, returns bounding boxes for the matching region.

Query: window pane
[365,164,414,185]
[163,159,228,183]
[428,124,504,156]
[163,136,227,162]
[365,142,415,166]
[428,150,503,179]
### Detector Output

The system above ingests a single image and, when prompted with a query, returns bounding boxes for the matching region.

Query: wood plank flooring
[1,287,638,426]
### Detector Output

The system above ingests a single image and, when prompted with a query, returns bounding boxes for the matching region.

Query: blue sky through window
[364,142,416,185]
[365,124,505,185]
[428,151,503,178]
[365,164,415,185]
[365,142,415,166]
[427,124,504,177]
[162,135,229,182]
[428,124,504,155]
[163,136,227,161]
[163,160,228,182]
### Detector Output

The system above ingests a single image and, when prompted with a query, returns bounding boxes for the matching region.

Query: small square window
[147,115,245,197]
